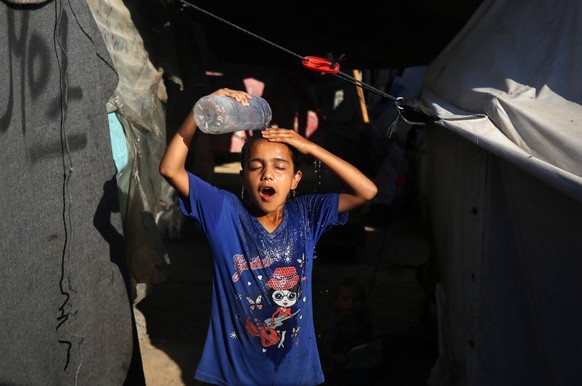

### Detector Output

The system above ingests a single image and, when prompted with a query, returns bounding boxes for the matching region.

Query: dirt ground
[135,143,440,385]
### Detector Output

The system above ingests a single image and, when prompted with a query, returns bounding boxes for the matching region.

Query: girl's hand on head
[211,88,252,106]
[261,128,312,154]
[263,126,378,212]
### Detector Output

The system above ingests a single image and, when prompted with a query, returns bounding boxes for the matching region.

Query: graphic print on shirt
[244,265,302,354]
[265,266,301,349]
[246,295,263,310]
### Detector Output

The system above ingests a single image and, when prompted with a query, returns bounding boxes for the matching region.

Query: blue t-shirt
[179,172,347,386]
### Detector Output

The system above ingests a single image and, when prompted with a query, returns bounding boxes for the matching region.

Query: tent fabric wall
[421,124,582,386]
[0,0,144,384]
[419,0,582,385]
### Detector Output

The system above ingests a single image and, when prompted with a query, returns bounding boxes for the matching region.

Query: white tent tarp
[419,0,582,385]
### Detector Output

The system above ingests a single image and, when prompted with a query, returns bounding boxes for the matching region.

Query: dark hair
[240,131,301,172]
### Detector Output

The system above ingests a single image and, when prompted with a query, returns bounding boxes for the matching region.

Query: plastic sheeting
[419,0,582,385]
[87,0,171,302]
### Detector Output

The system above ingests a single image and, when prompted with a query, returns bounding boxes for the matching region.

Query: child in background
[321,276,383,385]
[159,88,377,385]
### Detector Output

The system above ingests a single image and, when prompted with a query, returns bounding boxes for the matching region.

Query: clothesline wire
[179,1,397,102]
[179,1,489,125]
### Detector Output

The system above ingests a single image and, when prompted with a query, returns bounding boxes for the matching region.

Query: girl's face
[240,138,302,215]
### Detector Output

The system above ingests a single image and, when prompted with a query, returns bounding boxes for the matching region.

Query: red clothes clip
[302,56,340,74]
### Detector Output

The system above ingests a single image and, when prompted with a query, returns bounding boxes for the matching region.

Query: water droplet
[313,159,322,192]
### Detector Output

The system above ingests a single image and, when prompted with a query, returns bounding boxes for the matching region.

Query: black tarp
[0,1,144,384]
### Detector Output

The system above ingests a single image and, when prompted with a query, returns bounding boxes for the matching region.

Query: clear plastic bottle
[193,95,272,134]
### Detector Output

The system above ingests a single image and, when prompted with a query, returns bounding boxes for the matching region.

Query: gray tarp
[419,0,582,385]
[0,0,143,384]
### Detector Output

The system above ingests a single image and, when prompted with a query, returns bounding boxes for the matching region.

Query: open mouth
[259,186,276,200]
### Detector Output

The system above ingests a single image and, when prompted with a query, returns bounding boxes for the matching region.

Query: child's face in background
[334,285,363,318]
[241,138,301,216]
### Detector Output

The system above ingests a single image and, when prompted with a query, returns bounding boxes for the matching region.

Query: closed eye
[274,161,288,171]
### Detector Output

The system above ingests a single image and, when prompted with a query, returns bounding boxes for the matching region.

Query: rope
[179,1,396,101]
[178,1,487,127]
[54,0,74,372]
[180,2,305,63]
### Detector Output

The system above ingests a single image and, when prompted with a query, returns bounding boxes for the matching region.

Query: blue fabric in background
[108,112,128,174]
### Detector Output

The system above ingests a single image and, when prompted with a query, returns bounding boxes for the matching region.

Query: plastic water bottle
[193,95,272,134]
